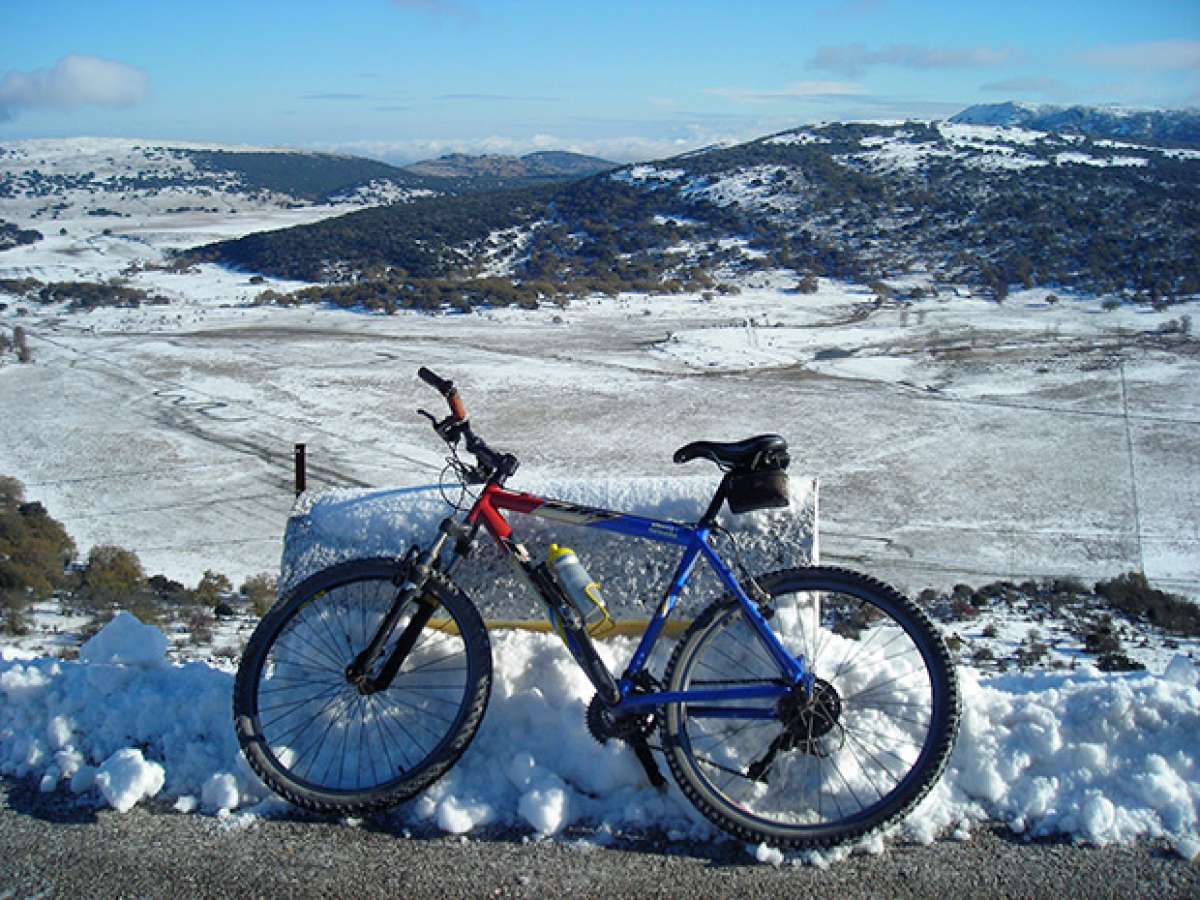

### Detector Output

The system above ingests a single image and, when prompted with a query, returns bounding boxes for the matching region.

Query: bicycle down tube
[465,482,807,714]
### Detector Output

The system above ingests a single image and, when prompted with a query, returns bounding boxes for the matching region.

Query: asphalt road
[1,780,1196,899]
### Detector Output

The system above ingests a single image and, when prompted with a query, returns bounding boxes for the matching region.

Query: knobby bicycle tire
[233,558,492,814]
[662,566,959,850]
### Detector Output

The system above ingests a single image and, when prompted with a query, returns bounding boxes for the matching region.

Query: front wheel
[233,558,492,814]
[662,566,959,850]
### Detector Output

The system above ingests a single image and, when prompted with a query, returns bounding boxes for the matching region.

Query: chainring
[586,674,660,745]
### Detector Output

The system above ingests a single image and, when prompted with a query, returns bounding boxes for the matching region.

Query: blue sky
[1,0,1197,163]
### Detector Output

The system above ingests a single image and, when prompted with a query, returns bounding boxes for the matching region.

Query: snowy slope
[0,137,432,227]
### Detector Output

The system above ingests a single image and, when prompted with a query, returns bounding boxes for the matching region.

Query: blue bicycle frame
[464,482,811,719]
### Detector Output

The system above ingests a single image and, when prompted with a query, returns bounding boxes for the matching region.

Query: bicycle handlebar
[417,367,520,482]
[418,366,467,420]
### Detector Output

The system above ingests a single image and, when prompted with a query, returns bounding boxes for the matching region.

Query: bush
[0,478,76,599]
[1097,652,1145,672]
[240,572,278,617]
[1,590,32,636]
[191,570,233,608]
[80,545,146,611]
[795,273,819,294]
[125,593,165,628]
[1094,572,1200,636]
[1082,615,1122,655]
[187,609,214,645]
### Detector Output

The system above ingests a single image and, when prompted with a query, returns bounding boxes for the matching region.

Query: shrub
[0,479,77,599]
[80,545,146,611]
[1082,615,1122,655]
[1094,572,1200,636]
[240,572,277,617]
[1097,652,1145,672]
[191,570,233,608]
[187,609,214,645]
[125,593,164,628]
[1,590,31,636]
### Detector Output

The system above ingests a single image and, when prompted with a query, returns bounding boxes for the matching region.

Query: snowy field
[2,170,1199,864]
[1,230,1197,597]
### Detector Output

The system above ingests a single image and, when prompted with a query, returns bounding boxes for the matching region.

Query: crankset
[586,673,667,790]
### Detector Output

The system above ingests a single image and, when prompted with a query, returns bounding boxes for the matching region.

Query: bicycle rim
[240,569,483,802]
[664,568,957,848]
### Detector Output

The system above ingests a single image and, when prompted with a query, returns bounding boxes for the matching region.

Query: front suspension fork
[345,528,453,694]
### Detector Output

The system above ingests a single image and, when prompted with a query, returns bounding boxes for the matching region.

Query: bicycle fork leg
[346,533,449,693]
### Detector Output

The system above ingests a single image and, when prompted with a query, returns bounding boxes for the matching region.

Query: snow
[1055,152,1148,168]
[1,613,1198,859]
[938,123,1047,147]
[94,748,166,813]
[78,610,169,668]
[763,132,831,146]
[610,165,686,186]
[3,270,1197,597]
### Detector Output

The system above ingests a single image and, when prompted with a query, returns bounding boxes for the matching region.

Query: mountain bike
[233,368,959,850]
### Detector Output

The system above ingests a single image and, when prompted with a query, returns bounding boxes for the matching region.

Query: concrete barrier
[280,475,818,622]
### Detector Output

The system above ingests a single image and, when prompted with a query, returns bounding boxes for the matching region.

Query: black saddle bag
[726,448,790,514]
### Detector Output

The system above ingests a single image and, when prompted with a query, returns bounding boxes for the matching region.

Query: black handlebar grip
[417,367,452,396]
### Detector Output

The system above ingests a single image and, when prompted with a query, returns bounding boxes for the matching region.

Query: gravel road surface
[1,779,1196,899]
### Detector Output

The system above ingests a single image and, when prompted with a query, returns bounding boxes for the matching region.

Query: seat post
[698,472,731,527]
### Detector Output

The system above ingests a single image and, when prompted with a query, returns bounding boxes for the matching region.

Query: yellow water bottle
[546,544,613,635]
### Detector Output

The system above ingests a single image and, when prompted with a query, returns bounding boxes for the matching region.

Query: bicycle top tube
[468,482,698,547]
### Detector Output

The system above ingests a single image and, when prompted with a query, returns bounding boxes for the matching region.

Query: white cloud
[980,75,1071,98]
[811,43,1014,76]
[0,54,149,120]
[1078,40,1200,71]
[705,81,866,103]
[315,128,759,165]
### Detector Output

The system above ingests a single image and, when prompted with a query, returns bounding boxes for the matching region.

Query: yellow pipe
[427,618,693,640]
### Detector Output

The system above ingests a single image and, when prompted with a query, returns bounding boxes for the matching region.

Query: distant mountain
[950,102,1200,148]
[153,123,1200,307]
[405,150,616,180]
[0,138,445,225]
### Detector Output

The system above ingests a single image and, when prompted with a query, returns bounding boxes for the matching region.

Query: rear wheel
[233,558,491,813]
[662,566,958,849]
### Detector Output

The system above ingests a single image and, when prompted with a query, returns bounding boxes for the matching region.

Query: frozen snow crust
[3,613,1199,860]
[280,476,819,619]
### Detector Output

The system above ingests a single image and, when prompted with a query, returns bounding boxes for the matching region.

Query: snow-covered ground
[1,259,1197,596]
[2,170,1198,864]
[3,137,1197,597]
[1,610,1197,863]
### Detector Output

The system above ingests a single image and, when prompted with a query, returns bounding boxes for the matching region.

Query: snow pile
[78,611,169,668]
[2,612,1198,859]
[927,662,1200,859]
[0,614,249,812]
[280,476,818,619]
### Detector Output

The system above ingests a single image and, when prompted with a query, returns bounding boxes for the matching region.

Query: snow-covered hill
[950,102,1200,148]
[0,137,434,228]
[192,114,1200,303]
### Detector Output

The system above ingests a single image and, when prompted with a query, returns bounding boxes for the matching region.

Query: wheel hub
[777,678,842,750]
